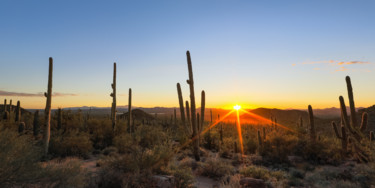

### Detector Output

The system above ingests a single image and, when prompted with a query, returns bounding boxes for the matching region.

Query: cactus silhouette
[308,105,316,141]
[15,101,21,122]
[44,57,53,156]
[185,101,191,132]
[360,112,368,132]
[177,83,186,126]
[186,51,200,161]
[110,63,117,130]
[128,88,132,133]
[200,90,205,134]
[346,76,358,128]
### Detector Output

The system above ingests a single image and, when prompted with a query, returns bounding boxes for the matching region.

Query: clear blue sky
[0,0,374,109]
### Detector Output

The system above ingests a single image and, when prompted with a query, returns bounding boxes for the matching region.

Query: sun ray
[240,109,296,133]
[236,109,244,155]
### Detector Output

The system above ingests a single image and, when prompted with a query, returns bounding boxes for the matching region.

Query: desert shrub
[240,165,272,180]
[260,132,298,163]
[299,137,342,164]
[304,165,375,188]
[245,137,258,154]
[102,146,119,156]
[134,124,168,149]
[199,157,235,179]
[0,128,88,187]
[169,165,195,188]
[97,142,172,187]
[49,130,93,158]
[240,165,286,181]
[220,174,241,188]
[87,119,114,149]
[113,133,134,153]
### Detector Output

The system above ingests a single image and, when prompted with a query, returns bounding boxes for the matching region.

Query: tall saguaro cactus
[185,101,191,131]
[186,51,200,161]
[15,101,21,122]
[346,76,358,128]
[128,88,132,133]
[44,57,53,156]
[177,83,186,125]
[200,90,205,133]
[308,105,316,141]
[332,121,347,152]
[110,63,117,130]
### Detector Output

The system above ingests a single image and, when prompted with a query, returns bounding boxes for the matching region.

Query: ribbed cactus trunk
[360,112,368,132]
[346,76,358,128]
[200,90,205,133]
[128,88,132,134]
[339,96,361,142]
[186,51,200,161]
[15,101,21,122]
[332,121,347,152]
[308,105,316,141]
[57,108,62,130]
[33,110,39,137]
[9,99,12,113]
[177,83,186,125]
[185,101,191,132]
[299,116,303,127]
[44,57,53,156]
[110,63,117,131]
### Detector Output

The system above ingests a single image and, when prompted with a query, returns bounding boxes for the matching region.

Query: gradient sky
[0,0,374,109]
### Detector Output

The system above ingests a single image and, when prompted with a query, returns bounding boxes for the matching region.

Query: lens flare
[233,105,241,110]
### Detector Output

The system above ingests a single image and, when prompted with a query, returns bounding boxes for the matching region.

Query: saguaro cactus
[110,63,117,130]
[44,57,53,155]
[128,88,132,133]
[308,105,316,141]
[299,116,303,127]
[177,83,186,125]
[360,112,368,132]
[18,122,25,133]
[9,99,12,112]
[370,131,374,142]
[201,90,205,133]
[332,121,347,152]
[339,96,361,142]
[346,76,358,128]
[257,129,262,147]
[15,101,21,122]
[33,110,39,137]
[57,108,62,130]
[186,51,200,161]
[185,101,191,131]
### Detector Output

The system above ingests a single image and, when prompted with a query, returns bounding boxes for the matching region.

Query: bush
[0,128,88,187]
[199,157,234,179]
[49,130,93,158]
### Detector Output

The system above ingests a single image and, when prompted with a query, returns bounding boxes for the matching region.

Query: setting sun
[233,105,241,110]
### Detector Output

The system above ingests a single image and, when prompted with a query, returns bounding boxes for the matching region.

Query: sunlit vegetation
[1,52,375,187]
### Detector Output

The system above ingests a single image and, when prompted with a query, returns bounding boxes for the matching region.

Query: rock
[240,178,266,188]
[152,175,175,188]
